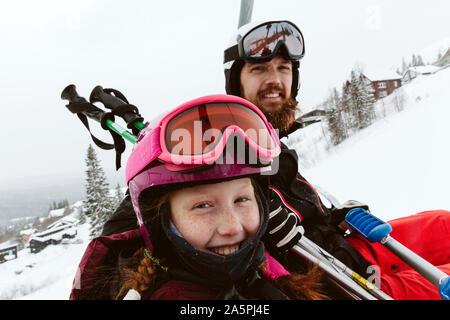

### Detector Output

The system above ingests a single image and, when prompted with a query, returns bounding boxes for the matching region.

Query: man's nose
[264,68,282,87]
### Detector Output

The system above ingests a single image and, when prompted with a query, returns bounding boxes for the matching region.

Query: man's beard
[248,86,299,133]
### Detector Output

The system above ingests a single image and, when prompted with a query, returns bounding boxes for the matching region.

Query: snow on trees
[83,144,115,238]
[325,68,376,146]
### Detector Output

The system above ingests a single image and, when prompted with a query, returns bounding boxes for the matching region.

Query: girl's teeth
[211,245,239,256]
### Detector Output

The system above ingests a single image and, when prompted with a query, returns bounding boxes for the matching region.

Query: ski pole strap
[101,88,144,134]
[65,101,126,170]
[90,86,145,135]
[106,103,144,134]
[345,208,450,300]
[66,101,114,150]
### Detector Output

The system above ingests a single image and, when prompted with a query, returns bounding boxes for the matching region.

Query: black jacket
[263,143,371,275]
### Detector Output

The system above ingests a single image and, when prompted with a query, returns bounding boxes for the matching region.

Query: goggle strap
[224,44,239,64]
[139,223,154,253]
[129,178,154,253]
[125,126,162,183]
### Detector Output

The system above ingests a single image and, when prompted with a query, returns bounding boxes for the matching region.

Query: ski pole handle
[61,84,138,144]
[89,85,145,131]
[346,208,450,300]
[61,84,104,123]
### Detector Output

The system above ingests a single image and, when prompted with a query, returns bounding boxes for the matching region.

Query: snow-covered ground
[0,217,90,300]
[0,62,449,300]
[289,65,450,221]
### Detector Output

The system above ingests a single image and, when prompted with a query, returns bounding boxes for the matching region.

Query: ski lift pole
[238,0,254,28]
[346,208,450,300]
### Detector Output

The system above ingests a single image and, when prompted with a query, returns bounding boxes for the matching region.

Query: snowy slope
[413,37,450,65]
[292,66,450,221]
[0,216,90,300]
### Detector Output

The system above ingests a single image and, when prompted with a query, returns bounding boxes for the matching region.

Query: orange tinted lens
[165,103,275,155]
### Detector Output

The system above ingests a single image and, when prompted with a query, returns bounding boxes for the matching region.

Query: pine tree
[411,54,425,67]
[340,68,376,134]
[84,144,115,238]
[412,54,417,67]
[326,88,347,145]
[341,81,355,134]
[416,55,425,66]
[114,183,125,209]
[401,57,408,75]
[346,71,361,132]
[356,74,376,129]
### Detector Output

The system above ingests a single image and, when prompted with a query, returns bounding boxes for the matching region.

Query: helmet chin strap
[168,219,184,238]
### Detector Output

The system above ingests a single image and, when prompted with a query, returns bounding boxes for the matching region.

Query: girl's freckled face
[168,178,260,256]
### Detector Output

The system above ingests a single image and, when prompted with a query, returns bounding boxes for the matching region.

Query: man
[222,20,450,301]
[222,20,370,270]
[223,20,301,136]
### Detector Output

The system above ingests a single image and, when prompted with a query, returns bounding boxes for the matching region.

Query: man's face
[239,56,293,115]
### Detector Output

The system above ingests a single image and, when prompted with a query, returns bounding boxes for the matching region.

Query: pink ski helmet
[125,94,281,252]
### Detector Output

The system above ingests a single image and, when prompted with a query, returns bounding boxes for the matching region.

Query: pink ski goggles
[125,95,281,184]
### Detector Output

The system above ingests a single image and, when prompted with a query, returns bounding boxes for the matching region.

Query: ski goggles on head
[225,20,305,64]
[125,94,281,183]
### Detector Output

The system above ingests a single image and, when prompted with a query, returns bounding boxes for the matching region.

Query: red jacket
[346,210,450,300]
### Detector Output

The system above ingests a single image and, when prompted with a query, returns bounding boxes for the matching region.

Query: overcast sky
[1,0,449,186]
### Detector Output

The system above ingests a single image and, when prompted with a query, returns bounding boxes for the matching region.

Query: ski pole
[61,84,138,144]
[292,237,392,300]
[345,208,450,300]
[301,236,392,300]
[89,85,145,133]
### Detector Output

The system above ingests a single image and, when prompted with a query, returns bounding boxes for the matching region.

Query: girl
[70,94,327,300]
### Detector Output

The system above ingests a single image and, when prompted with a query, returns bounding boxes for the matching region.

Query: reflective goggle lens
[165,103,276,155]
[242,21,304,59]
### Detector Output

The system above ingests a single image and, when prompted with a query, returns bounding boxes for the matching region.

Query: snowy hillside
[286,65,450,221]
[412,36,450,65]
[0,211,91,300]
[1,64,449,300]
